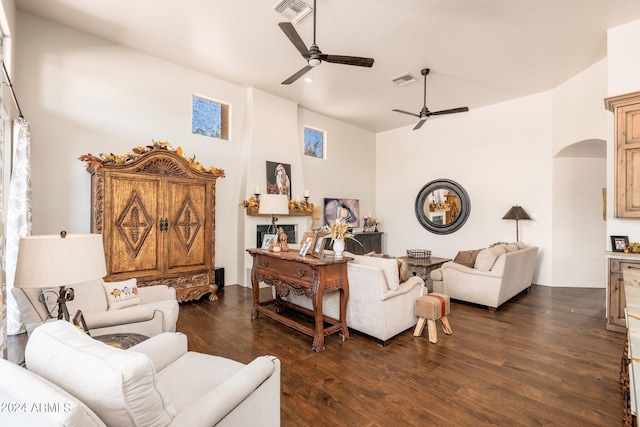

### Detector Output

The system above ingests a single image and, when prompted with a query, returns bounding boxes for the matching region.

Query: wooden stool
[414,293,452,343]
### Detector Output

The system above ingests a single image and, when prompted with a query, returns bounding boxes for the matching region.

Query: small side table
[93,333,149,349]
[398,256,451,292]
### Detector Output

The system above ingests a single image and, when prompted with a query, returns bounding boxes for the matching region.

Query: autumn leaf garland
[79,140,225,177]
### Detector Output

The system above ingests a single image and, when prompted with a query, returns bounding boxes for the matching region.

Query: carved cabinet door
[165,178,211,275]
[105,172,162,278]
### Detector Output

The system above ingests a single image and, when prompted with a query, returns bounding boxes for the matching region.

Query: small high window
[192,95,229,140]
[304,126,325,159]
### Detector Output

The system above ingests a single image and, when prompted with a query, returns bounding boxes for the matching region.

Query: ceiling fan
[278,0,374,85]
[393,68,469,130]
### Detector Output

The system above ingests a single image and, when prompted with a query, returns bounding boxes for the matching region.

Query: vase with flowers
[321,219,361,258]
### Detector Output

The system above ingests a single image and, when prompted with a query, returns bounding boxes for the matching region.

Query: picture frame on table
[312,235,327,257]
[261,233,277,250]
[72,310,90,334]
[300,232,317,253]
[611,235,629,252]
[299,235,314,257]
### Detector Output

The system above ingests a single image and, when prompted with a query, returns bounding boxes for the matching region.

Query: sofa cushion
[475,245,507,271]
[26,321,177,427]
[453,249,482,268]
[351,253,401,290]
[67,278,110,314]
[512,241,526,249]
[103,279,141,310]
[364,252,410,283]
[503,244,519,252]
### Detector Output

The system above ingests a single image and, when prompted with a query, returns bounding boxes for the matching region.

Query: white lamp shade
[14,233,107,289]
[258,194,289,215]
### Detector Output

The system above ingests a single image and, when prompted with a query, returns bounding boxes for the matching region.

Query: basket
[406,249,431,259]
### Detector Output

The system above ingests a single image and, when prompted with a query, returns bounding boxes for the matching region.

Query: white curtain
[6,117,31,335]
[0,112,5,355]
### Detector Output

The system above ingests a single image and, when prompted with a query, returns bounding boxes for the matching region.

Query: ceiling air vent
[390,72,417,87]
[272,0,312,24]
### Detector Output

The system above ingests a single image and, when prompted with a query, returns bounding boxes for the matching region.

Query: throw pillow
[364,252,410,283]
[453,249,483,268]
[474,245,507,271]
[103,279,141,310]
[503,244,519,252]
[512,241,526,249]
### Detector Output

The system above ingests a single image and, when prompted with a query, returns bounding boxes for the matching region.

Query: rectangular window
[192,95,229,140]
[304,126,325,159]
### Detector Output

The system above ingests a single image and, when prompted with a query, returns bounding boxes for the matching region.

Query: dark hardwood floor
[177,284,626,427]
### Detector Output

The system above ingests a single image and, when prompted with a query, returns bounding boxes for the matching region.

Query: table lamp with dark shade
[502,205,531,241]
[258,194,289,235]
[14,232,107,321]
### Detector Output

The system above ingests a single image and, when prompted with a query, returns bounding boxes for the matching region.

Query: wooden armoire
[606,90,640,218]
[87,149,223,302]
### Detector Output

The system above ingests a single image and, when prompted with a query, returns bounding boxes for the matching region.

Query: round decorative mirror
[414,179,470,234]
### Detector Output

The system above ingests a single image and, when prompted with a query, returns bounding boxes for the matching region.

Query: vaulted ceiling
[14,0,640,132]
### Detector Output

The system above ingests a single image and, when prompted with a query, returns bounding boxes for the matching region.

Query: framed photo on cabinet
[611,235,629,252]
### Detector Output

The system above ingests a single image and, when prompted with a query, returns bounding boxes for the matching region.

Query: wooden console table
[247,248,351,352]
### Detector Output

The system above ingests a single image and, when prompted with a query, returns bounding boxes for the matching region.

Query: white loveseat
[0,320,281,426]
[431,242,538,311]
[284,251,426,344]
[12,277,179,337]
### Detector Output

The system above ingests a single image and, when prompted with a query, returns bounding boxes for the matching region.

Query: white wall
[552,59,608,156]
[15,11,377,287]
[550,59,608,288]
[552,155,606,287]
[16,12,248,285]
[376,92,553,285]
[607,19,640,247]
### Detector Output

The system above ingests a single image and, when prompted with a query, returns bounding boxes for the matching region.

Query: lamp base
[57,285,75,321]
[267,214,279,235]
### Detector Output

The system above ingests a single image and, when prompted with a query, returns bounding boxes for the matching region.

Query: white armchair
[284,251,426,344]
[21,321,280,427]
[12,277,179,337]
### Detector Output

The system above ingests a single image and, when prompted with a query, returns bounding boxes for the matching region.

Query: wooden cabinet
[88,149,222,302]
[606,253,640,332]
[605,91,640,218]
[346,232,383,255]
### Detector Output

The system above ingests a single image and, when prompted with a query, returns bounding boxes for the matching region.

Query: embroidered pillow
[103,279,141,310]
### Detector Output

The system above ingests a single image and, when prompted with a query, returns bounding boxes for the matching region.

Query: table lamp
[258,194,289,234]
[502,205,531,241]
[14,231,107,321]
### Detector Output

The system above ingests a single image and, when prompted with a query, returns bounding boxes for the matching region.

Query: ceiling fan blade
[282,65,313,85]
[323,55,374,67]
[392,109,420,118]
[431,107,469,116]
[278,22,309,57]
[413,120,427,130]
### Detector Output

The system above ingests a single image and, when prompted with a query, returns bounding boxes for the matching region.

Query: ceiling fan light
[308,58,321,67]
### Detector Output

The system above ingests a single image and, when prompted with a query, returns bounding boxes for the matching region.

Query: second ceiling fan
[278,0,374,84]
[393,68,469,130]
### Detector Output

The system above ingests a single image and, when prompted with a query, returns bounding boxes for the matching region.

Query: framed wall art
[324,198,360,228]
[266,161,291,199]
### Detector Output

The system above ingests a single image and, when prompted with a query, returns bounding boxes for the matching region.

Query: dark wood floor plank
[173,284,625,426]
[7,283,624,426]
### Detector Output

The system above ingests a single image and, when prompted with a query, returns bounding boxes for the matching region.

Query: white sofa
[284,251,426,344]
[431,242,538,311]
[12,277,179,337]
[0,320,281,427]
